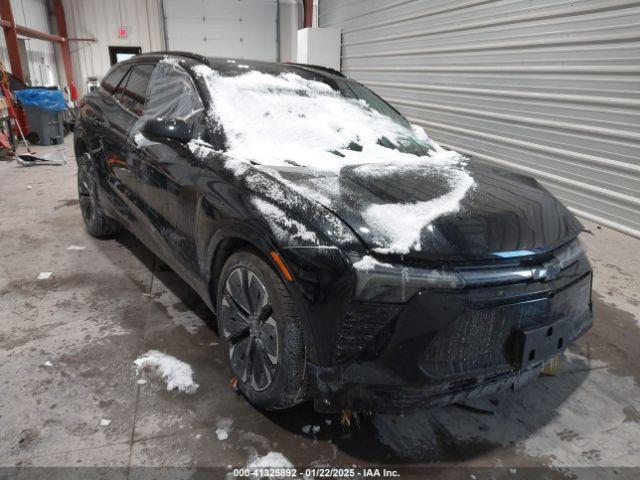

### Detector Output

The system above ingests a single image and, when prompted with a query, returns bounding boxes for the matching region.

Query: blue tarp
[15,88,67,112]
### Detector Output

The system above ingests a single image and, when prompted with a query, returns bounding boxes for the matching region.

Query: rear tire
[217,250,306,410]
[77,153,121,238]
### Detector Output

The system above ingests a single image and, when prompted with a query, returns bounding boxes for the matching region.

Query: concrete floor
[1,139,639,478]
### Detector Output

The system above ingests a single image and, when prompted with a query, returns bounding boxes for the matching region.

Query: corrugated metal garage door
[163,0,277,61]
[319,0,640,238]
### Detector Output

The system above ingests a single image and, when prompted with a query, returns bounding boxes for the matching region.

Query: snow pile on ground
[133,350,199,394]
[247,451,294,469]
[193,65,475,253]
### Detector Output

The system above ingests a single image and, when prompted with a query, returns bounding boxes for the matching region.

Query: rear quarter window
[118,64,155,116]
[101,66,129,94]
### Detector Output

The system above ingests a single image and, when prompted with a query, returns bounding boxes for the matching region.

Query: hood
[267,160,583,262]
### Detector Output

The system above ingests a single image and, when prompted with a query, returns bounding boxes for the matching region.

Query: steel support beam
[303,0,313,28]
[0,0,25,82]
[53,0,76,100]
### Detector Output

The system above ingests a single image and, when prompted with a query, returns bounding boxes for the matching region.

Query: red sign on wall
[118,27,127,38]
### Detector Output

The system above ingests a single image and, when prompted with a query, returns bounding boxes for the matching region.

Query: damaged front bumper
[306,256,593,413]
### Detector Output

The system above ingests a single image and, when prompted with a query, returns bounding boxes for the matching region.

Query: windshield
[193,64,437,171]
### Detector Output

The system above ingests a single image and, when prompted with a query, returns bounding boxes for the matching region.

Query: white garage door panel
[164,0,276,20]
[320,0,640,238]
[166,19,275,42]
[164,0,277,61]
[169,38,276,60]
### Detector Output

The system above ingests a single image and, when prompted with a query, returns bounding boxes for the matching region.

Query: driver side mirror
[142,118,191,144]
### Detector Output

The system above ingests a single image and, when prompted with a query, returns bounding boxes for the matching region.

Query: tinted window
[101,65,129,94]
[118,64,154,116]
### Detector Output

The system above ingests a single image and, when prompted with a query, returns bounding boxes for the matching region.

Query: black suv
[74,52,593,412]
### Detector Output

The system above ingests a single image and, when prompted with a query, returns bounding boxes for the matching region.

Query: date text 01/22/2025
[231,467,401,478]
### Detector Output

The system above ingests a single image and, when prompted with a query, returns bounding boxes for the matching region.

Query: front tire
[217,251,306,410]
[77,153,121,238]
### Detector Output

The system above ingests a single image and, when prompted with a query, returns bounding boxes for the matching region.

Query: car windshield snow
[194,64,437,170]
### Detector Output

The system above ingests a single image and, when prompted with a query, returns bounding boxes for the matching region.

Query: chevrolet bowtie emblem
[534,261,562,282]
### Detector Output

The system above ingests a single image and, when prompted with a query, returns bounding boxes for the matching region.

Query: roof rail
[145,51,209,64]
[286,62,345,78]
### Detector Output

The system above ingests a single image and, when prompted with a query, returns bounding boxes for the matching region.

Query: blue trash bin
[15,89,67,146]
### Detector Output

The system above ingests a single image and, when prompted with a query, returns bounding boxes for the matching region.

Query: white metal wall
[320,0,640,238]
[0,0,59,87]
[62,0,165,97]
[162,0,278,61]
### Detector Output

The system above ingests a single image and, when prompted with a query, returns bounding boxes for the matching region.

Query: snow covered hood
[265,162,582,260]
[193,64,582,260]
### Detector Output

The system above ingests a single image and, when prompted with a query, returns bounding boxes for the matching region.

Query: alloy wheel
[77,156,97,225]
[221,267,279,392]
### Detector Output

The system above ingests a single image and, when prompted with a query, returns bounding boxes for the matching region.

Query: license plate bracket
[512,317,570,370]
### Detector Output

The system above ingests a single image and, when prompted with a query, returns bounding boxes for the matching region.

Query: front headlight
[555,238,586,269]
[351,255,465,303]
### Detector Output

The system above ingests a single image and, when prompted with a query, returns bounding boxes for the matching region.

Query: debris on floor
[26,185,32,190]
[37,272,52,280]
[340,410,360,428]
[43,360,53,367]
[99,419,111,427]
[302,425,321,435]
[17,149,66,167]
[133,350,199,394]
[215,418,233,441]
[66,245,86,251]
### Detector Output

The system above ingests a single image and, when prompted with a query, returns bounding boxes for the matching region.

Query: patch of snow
[247,451,294,469]
[353,255,392,271]
[66,245,86,251]
[133,132,155,148]
[133,350,199,394]
[187,138,215,160]
[365,169,476,254]
[99,419,111,427]
[43,360,53,367]
[193,64,460,173]
[37,272,52,280]
[251,198,317,243]
[159,56,182,69]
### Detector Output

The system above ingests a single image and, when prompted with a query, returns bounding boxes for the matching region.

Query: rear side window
[118,64,154,116]
[101,65,129,94]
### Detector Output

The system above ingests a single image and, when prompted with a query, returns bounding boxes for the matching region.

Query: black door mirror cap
[142,118,192,145]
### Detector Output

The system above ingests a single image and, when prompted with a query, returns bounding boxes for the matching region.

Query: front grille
[420,273,592,379]
[334,303,400,362]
